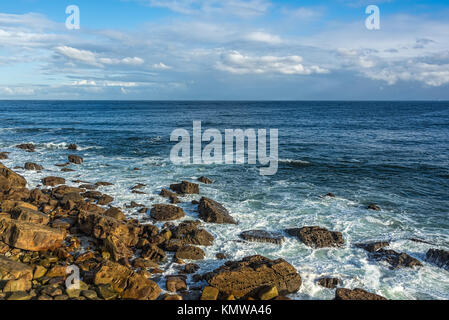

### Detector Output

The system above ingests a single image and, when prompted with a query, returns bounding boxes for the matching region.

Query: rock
[286,226,344,248]
[198,197,237,224]
[77,211,140,246]
[170,181,200,194]
[52,185,83,199]
[175,245,205,260]
[324,193,336,198]
[368,203,381,211]
[97,284,118,300]
[46,265,68,278]
[166,276,187,292]
[104,235,133,262]
[68,144,78,150]
[68,155,83,164]
[198,176,213,184]
[183,263,200,274]
[61,168,74,172]
[83,190,102,200]
[104,207,126,221]
[52,217,75,230]
[0,255,33,281]
[170,221,214,246]
[0,217,64,251]
[160,189,180,204]
[10,206,50,225]
[141,244,166,262]
[150,204,185,221]
[81,290,98,300]
[258,285,278,300]
[204,255,302,298]
[0,163,27,193]
[201,286,219,300]
[16,143,35,152]
[24,162,43,171]
[7,291,33,300]
[96,181,113,186]
[216,253,227,260]
[0,152,9,160]
[30,188,50,204]
[335,288,387,300]
[98,194,114,205]
[163,294,183,300]
[33,265,47,279]
[239,230,285,245]
[79,184,98,190]
[131,183,146,190]
[42,176,66,187]
[355,241,390,252]
[317,277,341,289]
[426,249,449,270]
[94,261,161,300]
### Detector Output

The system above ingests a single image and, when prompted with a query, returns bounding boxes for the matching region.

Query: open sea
[1,100,448,300]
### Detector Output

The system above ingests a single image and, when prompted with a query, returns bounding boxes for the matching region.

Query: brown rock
[204,255,302,298]
[160,189,180,204]
[42,176,66,187]
[141,244,166,262]
[0,152,9,160]
[24,162,43,171]
[426,248,449,270]
[170,221,214,246]
[95,181,113,186]
[240,230,285,245]
[98,194,114,205]
[68,144,77,150]
[201,286,219,300]
[335,288,387,300]
[0,255,33,281]
[0,217,64,251]
[16,143,35,152]
[198,197,237,224]
[286,226,344,248]
[68,155,83,164]
[170,181,199,194]
[317,277,341,289]
[0,163,27,192]
[166,276,187,292]
[368,203,381,211]
[104,235,133,262]
[198,176,213,184]
[355,241,390,252]
[10,206,50,225]
[104,207,126,221]
[150,204,185,221]
[175,245,205,260]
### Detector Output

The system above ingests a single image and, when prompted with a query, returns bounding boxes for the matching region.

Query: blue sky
[0,0,449,99]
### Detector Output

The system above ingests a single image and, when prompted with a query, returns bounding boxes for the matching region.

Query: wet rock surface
[239,230,285,245]
[198,197,237,224]
[426,249,449,270]
[150,204,185,221]
[170,181,199,195]
[286,226,344,248]
[335,288,387,300]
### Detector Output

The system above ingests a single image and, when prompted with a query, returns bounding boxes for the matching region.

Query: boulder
[204,255,302,298]
[198,197,237,224]
[150,204,185,221]
[368,204,381,211]
[170,181,199,194]
[355,241,390,252]
[183,263,200,274]
[98,194,114,205]
[42,176,65,187]
[335,288,387,300]
[77,210,140,246]
[0,152,9,160]
[170,221,214,246]
[68,155,83,164]
[16,143,35,152]
[94,261,161,300]
[104,235,133,262]
[357,242,422,269]
[198,176,213,184]
[68,144,77,150]
[286,226,344,248]
[104,207,126,221]
[239,230,285,245]
[95,181,114,186]
[317,277,341,289]
[426,249,449,270]
[160,189,179,204]
[166,276,187,292]
[10,206,50,225]
[141,244,166,262]
[0,163,27,193]
[0,217,64,251]
[201,286,219,300]
[175,245,205,260]
[0,255,33,281]
[24,162,43,171]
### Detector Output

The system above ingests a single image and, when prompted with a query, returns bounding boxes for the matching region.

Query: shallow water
[1,100,449,300]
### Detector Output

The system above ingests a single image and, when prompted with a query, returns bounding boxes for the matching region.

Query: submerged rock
[317,277,341,289]
[160,189,179,204]
[355,241,390,252]
[24,162,43,171]
[367,203,381,211]
[239,230,285,245]
[198,197,237,224]
[335,288,387,300]
[170,181,199,195]
[426,249,449,270]
[286,226,344,248]
[16,143,35,152]
[356,241,422,269]
[68,155,83,165]
[150,204,185,221]
[203,255,302,298]
[198,176,213,184]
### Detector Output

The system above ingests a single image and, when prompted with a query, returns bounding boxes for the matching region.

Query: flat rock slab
[11,206,50,225]
[0,255,33,281]
[335,288,387,300]
[198,197,237,224]
[426,249,449,270]
[150,204,185,221]
[286,226,344,248]
[203,255,302,298]
[239,230,285,245]
[170,181,199,194]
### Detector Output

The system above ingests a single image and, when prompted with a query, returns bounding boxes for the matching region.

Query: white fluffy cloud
[216,51,328,75]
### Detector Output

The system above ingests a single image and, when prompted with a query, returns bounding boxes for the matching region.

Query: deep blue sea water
[1,100,449,299]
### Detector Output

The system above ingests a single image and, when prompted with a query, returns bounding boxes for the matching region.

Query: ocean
[1,100,448,300]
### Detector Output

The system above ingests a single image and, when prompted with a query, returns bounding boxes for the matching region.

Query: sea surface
[1,100,449,300]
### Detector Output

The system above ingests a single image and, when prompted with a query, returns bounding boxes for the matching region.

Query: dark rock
[41,176,65,187]
[16,143,35,152]
[317,277,341,289]
[216,253,227,260]
[160,189,179,204]
[198,176,213,184]
[335,288,387,300]
[166,276,187,292]
[175,245,205,260]
[204,255,302,298]
[68,155,83,165]
[68,144,77,150]
[355,241,390,253]
[239,230,285,245]
[141,244,166,262]
[95,181,113,186]
[0,152,9,160]
[198,197,237,224]
[0,163,27,192]
[170,221,214,246]
[79,184,98,190]
[24,162,43,171]
[126,201,144,208]
[182,263,200,274]
[104,207,125,221]
[286,226,344,248]
[324,193,336,198]
[150,204,185,221]
[131,183,146,190]
[368,203,381,211]
[61,168,74,172]
[357,242,422,269]
[10,206,50,225]
[170,181,199,195]
[98,194,114,205]
[426,249,449,270]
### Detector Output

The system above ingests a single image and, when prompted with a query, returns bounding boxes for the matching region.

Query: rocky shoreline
[0,143,448,300]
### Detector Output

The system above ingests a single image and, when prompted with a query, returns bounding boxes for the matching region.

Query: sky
[0,0,449,100]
